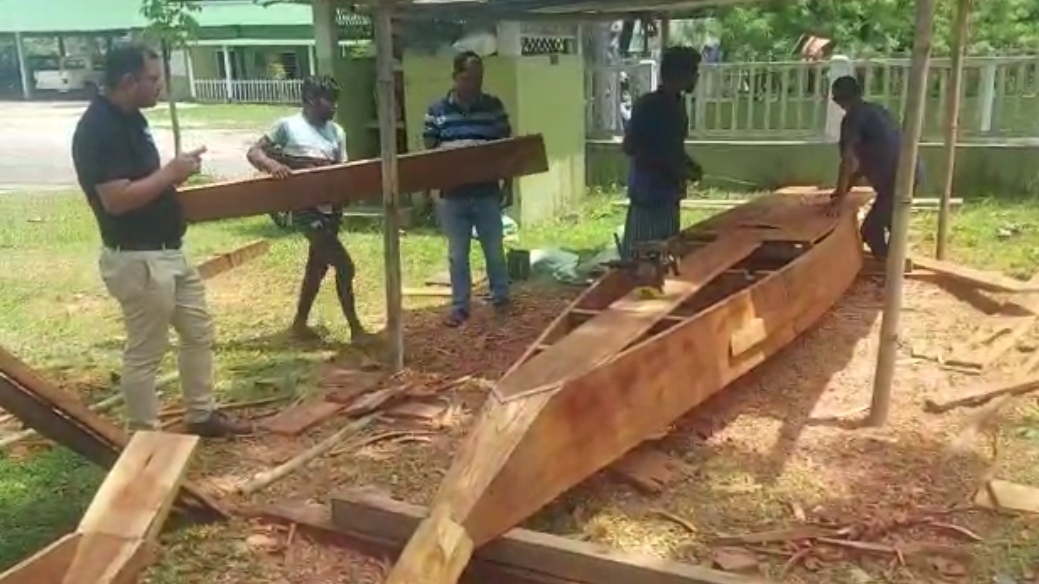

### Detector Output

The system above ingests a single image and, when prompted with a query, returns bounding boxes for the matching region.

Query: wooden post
[14,31,32,100]
[935,0,972,260]
[374,0,404,373]
[868,0,936,427]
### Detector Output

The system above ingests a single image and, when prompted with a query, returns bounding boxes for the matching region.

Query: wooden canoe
[383,190,872,584]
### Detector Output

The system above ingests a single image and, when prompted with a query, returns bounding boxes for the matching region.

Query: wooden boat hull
[384,192,869,583]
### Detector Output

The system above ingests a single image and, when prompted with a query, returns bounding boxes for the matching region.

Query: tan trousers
[99,248,216,429]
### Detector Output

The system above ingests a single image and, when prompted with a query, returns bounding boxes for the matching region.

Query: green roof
[0,0,314,34]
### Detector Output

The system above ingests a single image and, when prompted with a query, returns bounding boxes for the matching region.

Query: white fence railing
[193,55,1039,141]
[192,78,303,104]
[588,55,1039,141]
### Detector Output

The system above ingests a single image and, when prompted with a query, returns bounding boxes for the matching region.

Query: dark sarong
[620,201,681,260]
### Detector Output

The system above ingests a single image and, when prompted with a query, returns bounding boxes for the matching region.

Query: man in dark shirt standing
[828,75,922,260]
[423,51,512,328]
[620,46,703,259]
[71,44,249,437]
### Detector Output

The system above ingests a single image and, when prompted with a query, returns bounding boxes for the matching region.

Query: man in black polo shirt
[71,43,250,437]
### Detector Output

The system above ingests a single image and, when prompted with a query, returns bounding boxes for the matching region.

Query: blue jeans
[437,195,509,313]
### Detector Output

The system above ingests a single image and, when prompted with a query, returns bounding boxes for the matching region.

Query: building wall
[587,140,1039,197]
[402,54,586,225]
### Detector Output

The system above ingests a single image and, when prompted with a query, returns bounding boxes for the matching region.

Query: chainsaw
[603,237,680,299]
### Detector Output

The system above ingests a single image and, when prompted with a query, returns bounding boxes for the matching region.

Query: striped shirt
[424,91,511,198]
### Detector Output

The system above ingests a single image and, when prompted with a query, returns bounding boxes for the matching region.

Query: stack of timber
[254,488,772,584]
[177,135,548,223]
[0,431,200,584]
[0,346,226,522]
[372,190,872,584]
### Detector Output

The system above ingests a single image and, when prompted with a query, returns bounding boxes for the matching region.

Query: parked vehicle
[33,56,102,96]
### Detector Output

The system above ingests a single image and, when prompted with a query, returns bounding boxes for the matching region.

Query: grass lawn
[2,189,1039,578]
[147,103,296,131]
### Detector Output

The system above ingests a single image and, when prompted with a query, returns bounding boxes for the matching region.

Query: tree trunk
[161,40,183,155]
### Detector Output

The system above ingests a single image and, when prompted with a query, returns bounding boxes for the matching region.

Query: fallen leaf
[710,547,758,573]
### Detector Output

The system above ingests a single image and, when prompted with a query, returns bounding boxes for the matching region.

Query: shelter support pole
[374,0,404,373]
[221,45,233,103]
[14,32,31,101]
[935,0,972,260]
[312,0,339,76]
[868,0,936,426]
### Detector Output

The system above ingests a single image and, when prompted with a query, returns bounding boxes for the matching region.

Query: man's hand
[824,190,845,216]
[164,146,206,185]
[266,160,293,179]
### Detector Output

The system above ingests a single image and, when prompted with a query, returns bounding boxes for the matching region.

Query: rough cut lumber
[0,348,226,522]
[0,533,155,584]
[76,431,200,541]
[258,399,344,436]
[178,135,547,223]
[923,375,1039,413]
[612,196,960,212]
[909,255,1039,294]
[195,239,270,280]
[289,489,764,584]
[0,432,194,584]
[974,479,1039,514]
[60,431,199,584]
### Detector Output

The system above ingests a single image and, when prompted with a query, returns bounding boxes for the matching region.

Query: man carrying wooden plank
[423,51,513,328]
[620,46,703,259]
[827,75,923,260]
[245,75,372,343]
[70,43,250,437]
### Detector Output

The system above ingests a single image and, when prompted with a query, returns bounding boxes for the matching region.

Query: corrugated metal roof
[0,0,313,34]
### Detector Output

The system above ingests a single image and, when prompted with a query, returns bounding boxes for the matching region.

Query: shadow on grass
[0,447,103,571]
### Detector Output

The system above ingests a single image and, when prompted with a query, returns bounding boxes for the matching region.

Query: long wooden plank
[178,135,547,223]
[0,533,81,584]
[76,431,200,540]
[329,490,768,584]
[0,347,226,522]
[59,431,197,584]
[195,239,270,280]
[494,230,762,401]
[909,255,1039,293]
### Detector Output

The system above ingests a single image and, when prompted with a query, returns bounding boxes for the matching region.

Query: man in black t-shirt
[71,43,250,437]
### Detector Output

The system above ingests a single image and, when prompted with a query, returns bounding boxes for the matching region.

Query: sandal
[443,309,469,328]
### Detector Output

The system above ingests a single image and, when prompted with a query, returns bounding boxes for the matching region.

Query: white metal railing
[192,78,303,104]
[587,55,1039,141]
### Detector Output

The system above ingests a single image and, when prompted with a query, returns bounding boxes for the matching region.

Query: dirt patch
[18,277,1039,583]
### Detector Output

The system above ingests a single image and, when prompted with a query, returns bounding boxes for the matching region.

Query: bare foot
[290,324,323,342]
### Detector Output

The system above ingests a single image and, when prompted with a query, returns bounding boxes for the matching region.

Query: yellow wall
[402,54,585,225]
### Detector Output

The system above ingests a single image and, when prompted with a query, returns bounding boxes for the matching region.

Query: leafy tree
[700,0,1039,60]
[140,0,201,154]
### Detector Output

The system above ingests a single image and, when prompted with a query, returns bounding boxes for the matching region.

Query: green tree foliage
[139,0,201,153]
[700,0,1039,59]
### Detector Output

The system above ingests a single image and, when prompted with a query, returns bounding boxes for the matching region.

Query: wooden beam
[611,197,961,212]
[75,431,200,541]
[909,255,1039,294]
[177,135,548,223]
[195,239,270,280]
[59,431,199,584]
[0,348,226,522]
[264,489,766,584]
